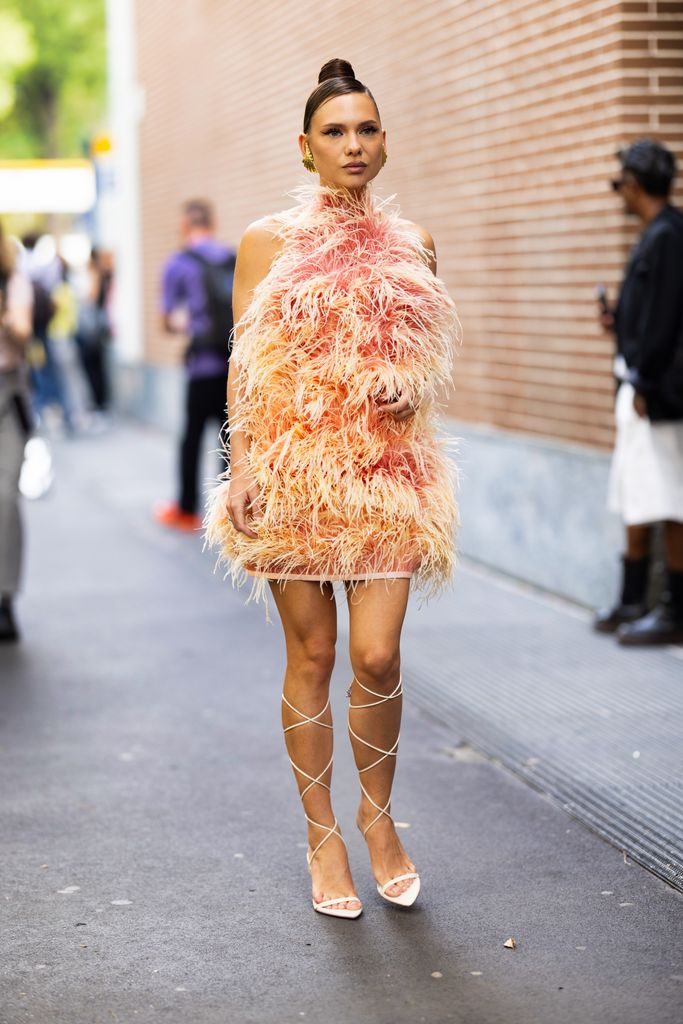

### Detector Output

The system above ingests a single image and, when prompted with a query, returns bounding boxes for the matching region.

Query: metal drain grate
[400,568,683,892]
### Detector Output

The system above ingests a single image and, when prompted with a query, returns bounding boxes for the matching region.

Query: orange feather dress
[205,183,461,609]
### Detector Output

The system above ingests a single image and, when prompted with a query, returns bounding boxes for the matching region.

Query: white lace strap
[282,693,333,733]
[348,675,403,709]
[306,814,346,863]
[315,894,357,909]
[347,674,403,836]
[287,752,333,800]
[282,691,342,866]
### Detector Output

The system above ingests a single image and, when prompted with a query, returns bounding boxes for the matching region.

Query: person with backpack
[155,199,235,531]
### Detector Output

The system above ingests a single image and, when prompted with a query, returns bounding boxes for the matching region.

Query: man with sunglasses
[595,139,683,645]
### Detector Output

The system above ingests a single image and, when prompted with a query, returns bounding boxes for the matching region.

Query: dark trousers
[77,340,109,411]
[30,331,71,424]
[179,374,228,514]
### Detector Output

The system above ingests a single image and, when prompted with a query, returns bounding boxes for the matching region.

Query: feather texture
[205,182,462,610]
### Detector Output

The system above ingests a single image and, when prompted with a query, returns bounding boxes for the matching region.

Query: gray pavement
[400,552,683,892]
[1,420,682,1024]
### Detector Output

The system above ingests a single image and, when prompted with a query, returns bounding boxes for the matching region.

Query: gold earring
[381,147,388,168]
[302,142,316,173]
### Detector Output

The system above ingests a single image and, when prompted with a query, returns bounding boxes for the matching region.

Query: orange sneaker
[153,502,203,533]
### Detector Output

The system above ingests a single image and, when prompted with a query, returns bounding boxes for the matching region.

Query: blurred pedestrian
[47,257,89,433]
[594,139,683,645]
[20,232,65,426]
[155,199,234,531]
[0,221,33,642]
[205,60,460,917]
[74,247,113,422]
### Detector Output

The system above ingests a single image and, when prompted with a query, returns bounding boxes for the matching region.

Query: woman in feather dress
[207,59,461,918]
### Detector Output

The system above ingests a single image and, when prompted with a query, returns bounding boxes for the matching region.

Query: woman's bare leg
[345,578,415,898]
[269,579,361,912]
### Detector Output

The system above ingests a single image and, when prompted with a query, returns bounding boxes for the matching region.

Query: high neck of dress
[291,180,377,219]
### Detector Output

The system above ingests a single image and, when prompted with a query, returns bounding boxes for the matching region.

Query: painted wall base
[449,422,622,610]
[116,361,185,434]
[115,362,622,609]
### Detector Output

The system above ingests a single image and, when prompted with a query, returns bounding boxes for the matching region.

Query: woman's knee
[289,632,336,681]
[351,644,400,686]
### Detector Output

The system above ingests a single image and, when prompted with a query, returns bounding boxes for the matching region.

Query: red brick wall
[135,0,683,449]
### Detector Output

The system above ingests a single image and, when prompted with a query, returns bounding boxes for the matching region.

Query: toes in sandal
[377,872,421,907]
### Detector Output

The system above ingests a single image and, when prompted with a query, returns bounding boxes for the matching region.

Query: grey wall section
[116,362,622,610]
[451,421,622,610]
[116,361,185,434]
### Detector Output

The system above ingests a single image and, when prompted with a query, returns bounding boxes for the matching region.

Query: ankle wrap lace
[347,674,403,836]
[282,691,345,864]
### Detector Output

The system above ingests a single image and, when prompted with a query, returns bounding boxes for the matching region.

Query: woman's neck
[313,178,372,213]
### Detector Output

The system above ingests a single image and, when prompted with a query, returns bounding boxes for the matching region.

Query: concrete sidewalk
[1,421,682,1024]
[400,551,683,893]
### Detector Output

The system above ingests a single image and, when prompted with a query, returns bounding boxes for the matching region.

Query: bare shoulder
[236,215,285,286]
[400,219,437,273]
[240,215,284,257]
[242,204,305,244]
[401,218,435,252]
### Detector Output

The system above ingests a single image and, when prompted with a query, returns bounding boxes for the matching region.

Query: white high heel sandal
[348,674,421,908]
[283,692,362,920]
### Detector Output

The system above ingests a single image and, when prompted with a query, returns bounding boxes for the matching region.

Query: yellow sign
[91,135,112,156]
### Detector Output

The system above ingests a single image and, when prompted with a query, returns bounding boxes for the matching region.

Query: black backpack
[31,279,56,335]
[184,249,236,358]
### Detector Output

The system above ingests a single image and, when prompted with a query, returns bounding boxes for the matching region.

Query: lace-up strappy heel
[347,674,421,907]
[282,691,362,919]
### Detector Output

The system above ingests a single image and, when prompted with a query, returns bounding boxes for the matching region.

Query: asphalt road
[1,422,682,1024]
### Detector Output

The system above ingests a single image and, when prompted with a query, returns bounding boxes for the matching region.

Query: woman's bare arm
[227,219,282,537]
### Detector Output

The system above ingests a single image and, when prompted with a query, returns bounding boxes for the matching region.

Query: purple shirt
[161,238,235,379]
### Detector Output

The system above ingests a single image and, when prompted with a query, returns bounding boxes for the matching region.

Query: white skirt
[607,382,683,525]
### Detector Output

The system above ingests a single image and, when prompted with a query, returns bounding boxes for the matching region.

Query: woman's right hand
[227,465,262,539]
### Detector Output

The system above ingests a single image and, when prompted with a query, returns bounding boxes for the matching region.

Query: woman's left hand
[376,394,417,421]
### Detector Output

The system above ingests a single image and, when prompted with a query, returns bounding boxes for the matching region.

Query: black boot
[617,569,683,646]
[593,556,649,633]
[0,595,20,643]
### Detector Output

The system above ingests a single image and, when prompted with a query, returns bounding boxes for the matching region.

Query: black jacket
[615,204,683,421]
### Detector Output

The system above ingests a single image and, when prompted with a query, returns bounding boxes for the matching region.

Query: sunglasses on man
[611,172,637,192]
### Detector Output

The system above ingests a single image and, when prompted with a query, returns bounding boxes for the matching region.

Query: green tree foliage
[0,0,106,158]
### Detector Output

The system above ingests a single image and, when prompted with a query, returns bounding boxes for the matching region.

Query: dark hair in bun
[318,58,355,83]
[303,58,379,133]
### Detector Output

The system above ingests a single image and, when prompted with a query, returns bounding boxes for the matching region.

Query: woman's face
[300,92,386,190]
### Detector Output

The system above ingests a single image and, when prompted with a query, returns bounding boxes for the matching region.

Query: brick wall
[135,0,683,450]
